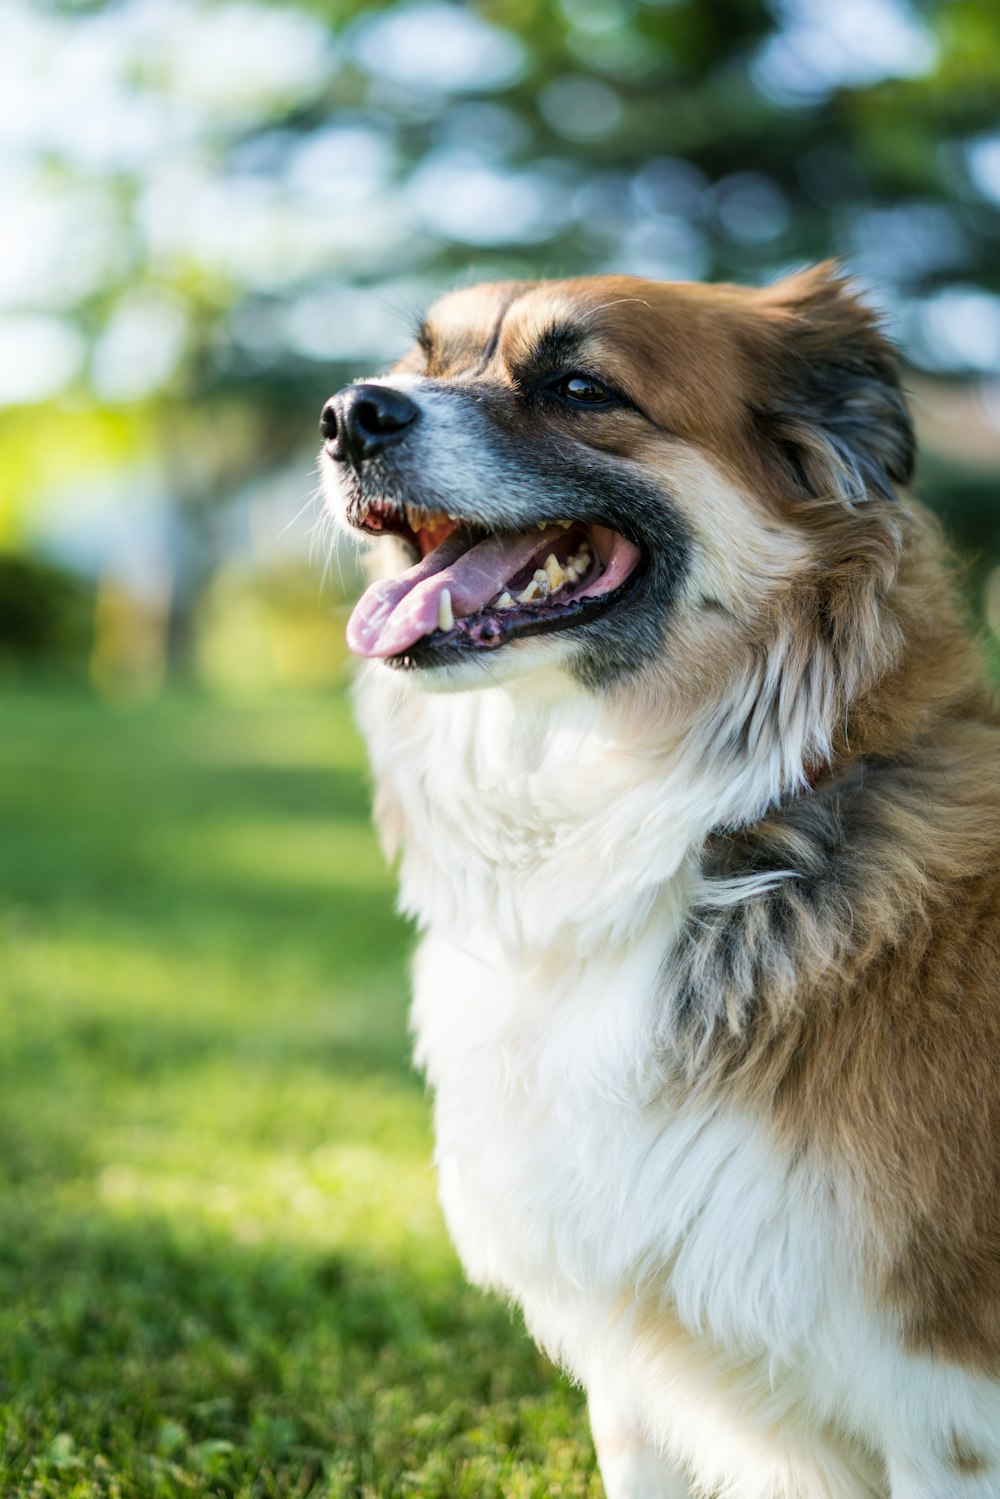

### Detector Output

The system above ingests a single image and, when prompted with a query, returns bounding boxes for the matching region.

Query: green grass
[0,688,600,1498]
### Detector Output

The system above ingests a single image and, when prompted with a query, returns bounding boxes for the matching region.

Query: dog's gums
[345,499,643,665]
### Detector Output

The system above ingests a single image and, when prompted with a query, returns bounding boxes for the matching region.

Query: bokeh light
[0,0,997,690]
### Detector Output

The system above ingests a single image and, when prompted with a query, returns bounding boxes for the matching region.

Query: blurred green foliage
[3,0,998,675]
[0,557,94,671]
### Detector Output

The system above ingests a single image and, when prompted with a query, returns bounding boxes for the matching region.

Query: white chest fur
[411,907,839,1345]
[410,924,895,1498]
[360,665,841,1336]
[356,666,1000,1497]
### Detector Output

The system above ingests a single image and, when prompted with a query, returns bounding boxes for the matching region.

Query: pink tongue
[580,525,642,600]
[347,526,567,659]
[346,531,468,658]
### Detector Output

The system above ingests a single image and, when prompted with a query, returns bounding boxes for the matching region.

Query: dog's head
[321,264,915,711]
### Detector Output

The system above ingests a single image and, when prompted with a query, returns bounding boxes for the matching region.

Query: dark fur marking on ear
[752,271,916,508]
[756,376,914,508]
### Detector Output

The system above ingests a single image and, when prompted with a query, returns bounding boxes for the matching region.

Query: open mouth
[345,498,645,668]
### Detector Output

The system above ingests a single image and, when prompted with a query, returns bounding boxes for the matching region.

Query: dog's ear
[749,262,915,506]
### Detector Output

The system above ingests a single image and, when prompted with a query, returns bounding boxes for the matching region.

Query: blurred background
[1,3,1000,1496]
[2,0,999,691]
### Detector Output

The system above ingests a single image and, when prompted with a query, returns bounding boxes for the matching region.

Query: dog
[320,264,1000,1499]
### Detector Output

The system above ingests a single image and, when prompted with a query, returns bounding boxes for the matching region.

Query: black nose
[320,383,420,465]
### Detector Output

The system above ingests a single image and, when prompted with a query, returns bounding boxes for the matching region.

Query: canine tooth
[438,588,454,632]
[405,504,419,530]
[544,554,566,590]
[517,580,543,603]
[495,591,514,609]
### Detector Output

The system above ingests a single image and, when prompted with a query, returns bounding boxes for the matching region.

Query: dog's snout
[321,384,420,465]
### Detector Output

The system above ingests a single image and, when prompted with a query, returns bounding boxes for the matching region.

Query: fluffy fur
[323,265,1000,1498]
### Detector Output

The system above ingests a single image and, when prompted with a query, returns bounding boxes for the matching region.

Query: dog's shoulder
[670,711,1000,1367]
[666,709,1000,1059]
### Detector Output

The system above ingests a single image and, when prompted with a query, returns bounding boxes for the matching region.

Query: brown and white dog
[320,265,1000,1499]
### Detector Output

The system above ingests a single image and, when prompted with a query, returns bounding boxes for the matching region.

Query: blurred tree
[4,0,999,667]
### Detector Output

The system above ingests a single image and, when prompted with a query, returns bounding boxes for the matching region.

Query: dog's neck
[355,663,796,956]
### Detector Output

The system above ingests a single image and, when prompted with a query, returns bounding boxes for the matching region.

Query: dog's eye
[550,373,615,406]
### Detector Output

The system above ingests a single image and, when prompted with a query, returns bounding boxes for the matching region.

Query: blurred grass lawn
[0,688,599,1498]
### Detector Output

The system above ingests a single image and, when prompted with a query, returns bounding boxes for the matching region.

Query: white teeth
[558,519,573,529]
[437,588,453,632]
[537,521,549,532]
[405,503,420,531]
[544,553,567,591]
[517,579,543,603]
[495,591,514,609]
[532,568,552,595]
